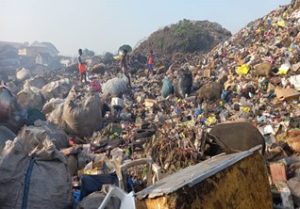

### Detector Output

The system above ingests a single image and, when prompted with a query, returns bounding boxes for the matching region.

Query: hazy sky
[0,0,290,56]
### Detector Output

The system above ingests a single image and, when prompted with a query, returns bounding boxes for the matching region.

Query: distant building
[30,41,59,57]
[60,58,71,67]
[18,41,60,66]
[0,41,26,49]
[35,52,52,66]
[0,43,21,75]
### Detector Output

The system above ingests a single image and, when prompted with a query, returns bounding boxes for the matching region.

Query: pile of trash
[2,1,300,208]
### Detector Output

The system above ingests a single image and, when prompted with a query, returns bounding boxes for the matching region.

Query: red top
[147,54,154,65]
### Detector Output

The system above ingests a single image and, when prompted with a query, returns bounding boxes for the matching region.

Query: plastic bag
[205,115,217,126]
[236,64,250,75]
[278,63,291,75]
[277,19,286,28]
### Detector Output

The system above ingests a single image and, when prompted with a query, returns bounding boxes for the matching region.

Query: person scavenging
[147,50,154,76]
[120,49,131,87]
[78,48,87,83]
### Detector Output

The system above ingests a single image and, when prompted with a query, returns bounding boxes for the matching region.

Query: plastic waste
[236,64,250,75]
[278,63,291,75]
[205,115,217,126]
[289,75,300,90]
[277,19,286,28]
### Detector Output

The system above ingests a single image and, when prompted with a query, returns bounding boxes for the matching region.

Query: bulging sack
[175,70,193,98]
[0,126,72,209]
[197,82,222,102]
[0,86,26,132]
[62,87,102,137]
[0,126,16,152]
[161,78,174,98]
[41,78,71,101]
[42,98,65,115]
[17,81,45,110]
[47,102,64,126]
[33,120,69,150]
[102,76,129,97]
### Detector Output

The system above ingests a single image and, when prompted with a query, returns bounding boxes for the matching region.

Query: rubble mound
[134,19,231,58]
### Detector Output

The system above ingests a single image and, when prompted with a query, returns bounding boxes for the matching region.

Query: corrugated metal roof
[136,146,262,200]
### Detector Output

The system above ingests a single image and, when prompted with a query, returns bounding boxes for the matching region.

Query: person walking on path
[78,48,87,84]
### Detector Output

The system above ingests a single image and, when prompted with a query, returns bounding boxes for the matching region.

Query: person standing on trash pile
[78,48,88,84]
[120,49,131,87]
[147,50,154,77]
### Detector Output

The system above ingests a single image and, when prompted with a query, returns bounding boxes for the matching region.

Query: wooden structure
[136,146,272,209]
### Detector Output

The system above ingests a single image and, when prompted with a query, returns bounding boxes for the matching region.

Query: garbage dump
[2,1,300,208]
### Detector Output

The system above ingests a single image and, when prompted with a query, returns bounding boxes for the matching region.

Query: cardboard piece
[275,87,300,101]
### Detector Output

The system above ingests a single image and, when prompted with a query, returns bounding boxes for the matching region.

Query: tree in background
[83,48,95,57]
[102,52,114,64]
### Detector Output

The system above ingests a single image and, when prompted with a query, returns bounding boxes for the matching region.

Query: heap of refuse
[2,1,300,208]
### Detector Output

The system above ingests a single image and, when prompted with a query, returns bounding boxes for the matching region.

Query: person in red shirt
[147,50,154,76]
[78,49,87,83]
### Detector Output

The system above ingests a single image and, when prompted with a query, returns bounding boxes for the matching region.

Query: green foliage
[134,19,231,57]
[102,52,114,64]
[83,48,95,57]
